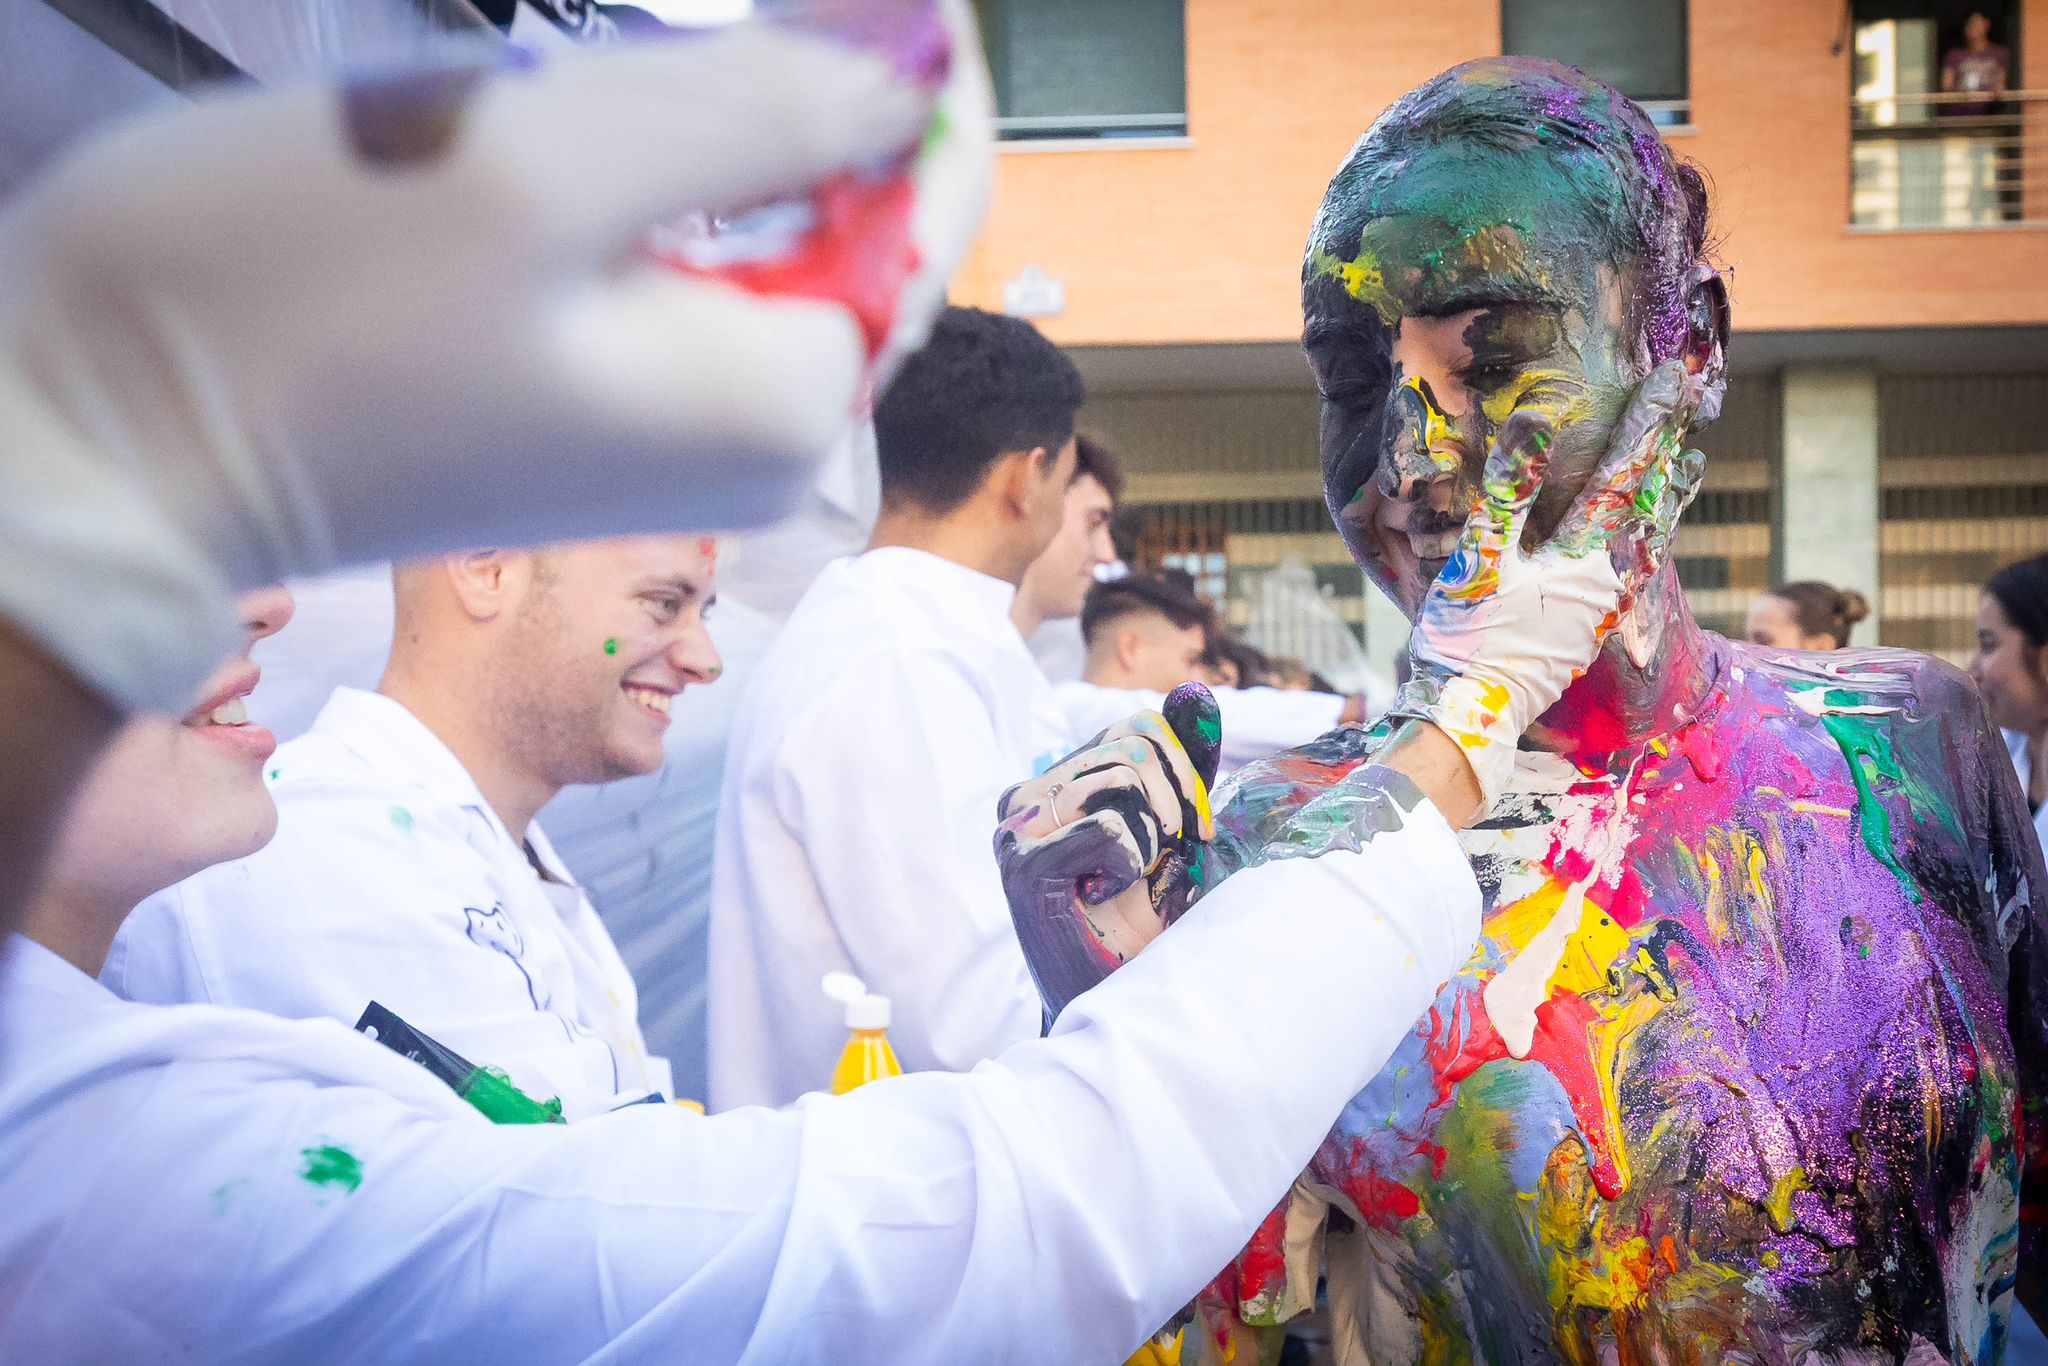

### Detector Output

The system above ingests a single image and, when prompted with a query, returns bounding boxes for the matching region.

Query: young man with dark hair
[1054,574,1375,780]
[709,306,1085,1109]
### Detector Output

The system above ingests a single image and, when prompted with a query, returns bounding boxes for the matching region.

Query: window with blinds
[1501,0,1691,127]
[1877,372,2048,665]
[972,0,1187,141]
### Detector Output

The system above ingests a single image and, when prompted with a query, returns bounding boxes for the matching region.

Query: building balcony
[1850,89,2048,230]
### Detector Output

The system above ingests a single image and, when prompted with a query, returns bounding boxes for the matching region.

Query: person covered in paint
[1974,553,2048,853]
[1049,572,1373,780]
[105,537,721,1118]
[1004,58,2048,1366]
[708,304,1085,1110]
[1746,579,1872,651]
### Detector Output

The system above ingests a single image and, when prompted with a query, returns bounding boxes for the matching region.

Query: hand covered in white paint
[994,713,1215,1023]
[1391,361,1706,808]
[0,7,987,715]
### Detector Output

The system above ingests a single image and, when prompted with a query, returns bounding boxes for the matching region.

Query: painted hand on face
[1391,361,1706,807]
[995,702,1216,1023]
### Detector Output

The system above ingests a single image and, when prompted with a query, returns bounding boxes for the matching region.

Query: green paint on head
[299,1143,363,1193]
[603,638,619,656]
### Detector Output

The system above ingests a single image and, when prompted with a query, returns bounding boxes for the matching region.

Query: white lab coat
[1038,678,1352,781]
[2009,728,2048,856]
[105,686,668,1118]
[708,547,1046,1111]
[0,796,1477,1364]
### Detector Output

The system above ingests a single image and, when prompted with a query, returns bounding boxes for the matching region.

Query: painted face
[1970,592,2048,734]
[1306,173,1651,619]
[48,586,296,904]
[1019,472,1117,624]
[1745,594,1831,651]
[1125,612,1209,695]
[496,535,722,786]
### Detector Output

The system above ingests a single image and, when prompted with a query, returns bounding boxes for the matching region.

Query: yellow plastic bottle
[821,972,901,1095]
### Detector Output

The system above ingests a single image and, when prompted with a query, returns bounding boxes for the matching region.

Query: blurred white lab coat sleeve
[1,787,1476,1364]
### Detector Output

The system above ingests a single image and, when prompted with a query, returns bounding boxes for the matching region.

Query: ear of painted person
[1682,263,1731,427]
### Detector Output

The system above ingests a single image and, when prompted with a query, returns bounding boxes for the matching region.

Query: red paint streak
[657,173,919,358]
[1329,1139,1423,1229]
[1674,719,1725,782]
[1234,1202,1290,1307]
[1415,1140,1449,1180]
[1423,991,1509,1103]
[1540,676,1632,763]
[1524,988,1628,1200]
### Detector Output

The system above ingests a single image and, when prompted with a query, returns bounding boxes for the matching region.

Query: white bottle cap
[846,993,891,1031]
[820,971,866,1006]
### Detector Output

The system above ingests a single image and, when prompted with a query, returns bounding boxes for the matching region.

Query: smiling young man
[105,536,722,1119]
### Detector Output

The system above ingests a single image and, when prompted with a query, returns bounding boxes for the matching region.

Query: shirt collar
[851,546,1024,643]
[2,933,111,1002]
[302,688,575,883]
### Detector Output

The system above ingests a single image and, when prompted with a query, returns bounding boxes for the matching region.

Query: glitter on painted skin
[1183,637,2045,1365]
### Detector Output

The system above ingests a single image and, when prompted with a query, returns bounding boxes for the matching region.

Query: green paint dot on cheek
[603,638,619,656]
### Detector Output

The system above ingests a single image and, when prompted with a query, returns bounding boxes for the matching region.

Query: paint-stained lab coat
[0,791,1477,1363]
[708,547,1048,1111]
[104,686,668,1119]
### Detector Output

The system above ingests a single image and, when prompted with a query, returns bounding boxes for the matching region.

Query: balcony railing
[1850,89,2048,230]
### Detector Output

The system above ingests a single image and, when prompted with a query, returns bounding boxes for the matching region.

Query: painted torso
[1204,636,2045,1365]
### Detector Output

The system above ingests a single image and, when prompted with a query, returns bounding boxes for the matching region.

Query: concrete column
[1776,364,1881,632]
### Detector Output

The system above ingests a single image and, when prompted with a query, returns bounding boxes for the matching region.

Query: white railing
[1850,88,2048,229]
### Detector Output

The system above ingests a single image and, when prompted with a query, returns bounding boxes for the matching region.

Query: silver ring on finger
[1045,780,1065,827]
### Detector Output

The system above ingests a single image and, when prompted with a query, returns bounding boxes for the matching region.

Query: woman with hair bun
[1745,579,1872,650]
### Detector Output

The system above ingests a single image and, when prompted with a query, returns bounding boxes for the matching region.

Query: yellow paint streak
[1763,1166,1810,1234]
[1586,991,1665,1197]
[1697,846,1731,945]
[1401,376,1462,473]
[1309,246,1400,324]
[1551,900,1632,999]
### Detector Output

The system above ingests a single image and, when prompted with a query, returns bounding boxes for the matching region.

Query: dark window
[973,0,1187,141]
[1501,0,1690,126]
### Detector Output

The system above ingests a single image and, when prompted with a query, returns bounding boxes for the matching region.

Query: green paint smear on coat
[389,805,414,837]
[459,1066,566,1126]
[1820,713,1919,903]
[299,1144,363,1193]
[211,1178,248,1215]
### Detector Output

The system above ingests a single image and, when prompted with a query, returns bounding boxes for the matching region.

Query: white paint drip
[1484,881,1588,1059]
